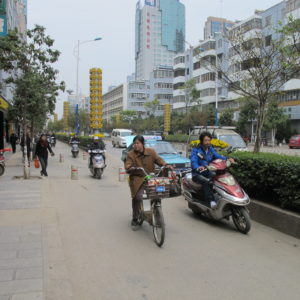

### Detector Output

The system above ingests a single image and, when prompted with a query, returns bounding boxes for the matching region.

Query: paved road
[0,141,299,299]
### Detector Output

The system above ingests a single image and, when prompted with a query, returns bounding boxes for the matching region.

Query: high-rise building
[204,17,234,39]
[135,0,185,80]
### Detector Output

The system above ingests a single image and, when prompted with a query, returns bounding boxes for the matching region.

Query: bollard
[83,152,87,160]
[118,167,127,182]
[71,165,78,180]
[59,154,64,163]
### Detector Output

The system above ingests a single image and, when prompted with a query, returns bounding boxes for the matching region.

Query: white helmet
[93,136,99,140]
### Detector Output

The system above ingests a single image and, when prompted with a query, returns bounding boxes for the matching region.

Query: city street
[0,140,299,300]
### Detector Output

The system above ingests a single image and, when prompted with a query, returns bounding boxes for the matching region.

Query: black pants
[39,156,48,175]
[192,171,215,203]
[11,143,16,153]
[132,186,144,219]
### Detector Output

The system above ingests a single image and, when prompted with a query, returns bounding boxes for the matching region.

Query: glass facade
[160,0,185,53]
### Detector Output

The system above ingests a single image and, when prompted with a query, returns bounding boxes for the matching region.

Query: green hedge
[165,134,188,143]
[56,134,93,149]
[227,151,300,212]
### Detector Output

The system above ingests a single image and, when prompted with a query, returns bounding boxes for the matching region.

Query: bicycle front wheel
[152,204,165,247]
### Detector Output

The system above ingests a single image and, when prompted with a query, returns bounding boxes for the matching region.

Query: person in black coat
[9,131,19,153]
[34,134,54,177]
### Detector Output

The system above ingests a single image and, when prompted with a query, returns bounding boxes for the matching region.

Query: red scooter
[182,159,251,234]
[0,148,12,176]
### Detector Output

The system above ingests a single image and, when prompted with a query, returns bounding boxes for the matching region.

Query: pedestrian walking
[34,134,54,177]
[9,131,19,153]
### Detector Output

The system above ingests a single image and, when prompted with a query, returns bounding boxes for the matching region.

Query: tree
[219,108,236,126]
[208,25,298,153]
[179,79,201,115]
[236,98,257,136]
[264,100,288,147]
[144,99,160,117]
[0,26,65,177]
[69,109,90,134]
[120,110,138,124]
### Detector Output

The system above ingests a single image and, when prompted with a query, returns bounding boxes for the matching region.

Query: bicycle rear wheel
[152,204,165,247]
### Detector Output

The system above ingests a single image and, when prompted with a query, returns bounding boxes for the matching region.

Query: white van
[111,129,133,148]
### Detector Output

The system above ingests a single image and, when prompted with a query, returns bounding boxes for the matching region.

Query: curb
[249,200,300,239]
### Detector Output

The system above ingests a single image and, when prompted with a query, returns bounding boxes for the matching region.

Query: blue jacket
[191,146,226,176]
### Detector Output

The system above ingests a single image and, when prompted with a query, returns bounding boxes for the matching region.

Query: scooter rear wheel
[231,207,251,234]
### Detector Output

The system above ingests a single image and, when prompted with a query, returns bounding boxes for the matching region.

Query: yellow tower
[164,104,171,133]
[63,102,70,131]
[89,68,103,131]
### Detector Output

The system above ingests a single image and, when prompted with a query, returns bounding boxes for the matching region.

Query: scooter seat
[185,173,202,190]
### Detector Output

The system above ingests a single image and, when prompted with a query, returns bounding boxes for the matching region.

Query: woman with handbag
[34,134,54,177]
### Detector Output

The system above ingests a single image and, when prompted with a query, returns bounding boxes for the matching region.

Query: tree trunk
[253,107,265,153]
[271,128,275,147]
[22,122,30,179]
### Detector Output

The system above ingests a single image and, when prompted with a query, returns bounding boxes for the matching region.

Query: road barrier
[83,152,88,160]
[71,165,78,180]
[118,167,128,182]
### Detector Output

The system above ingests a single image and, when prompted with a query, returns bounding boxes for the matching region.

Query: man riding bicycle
[125,135,173,230]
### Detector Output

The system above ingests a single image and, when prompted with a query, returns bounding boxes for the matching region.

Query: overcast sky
[28,0,280,117]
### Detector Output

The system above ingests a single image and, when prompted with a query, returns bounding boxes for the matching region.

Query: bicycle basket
[145,177,171,200]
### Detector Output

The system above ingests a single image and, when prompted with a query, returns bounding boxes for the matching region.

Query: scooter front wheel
[94,168,102,179]
[231,207,251,234]
[152,204,165,247]
[0,164,5,176]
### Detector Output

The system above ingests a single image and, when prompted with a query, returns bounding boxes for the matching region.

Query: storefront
[0,95,9,150]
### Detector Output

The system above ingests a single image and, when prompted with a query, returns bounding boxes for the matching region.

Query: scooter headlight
[217,175,236,186]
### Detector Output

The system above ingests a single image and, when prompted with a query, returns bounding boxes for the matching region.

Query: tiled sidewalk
[0,153,44,299]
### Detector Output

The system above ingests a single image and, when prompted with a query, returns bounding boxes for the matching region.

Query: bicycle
[130,167,172,247]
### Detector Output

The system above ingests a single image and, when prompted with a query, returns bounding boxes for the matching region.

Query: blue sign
[145,0,156,7]
[0,15,7,37]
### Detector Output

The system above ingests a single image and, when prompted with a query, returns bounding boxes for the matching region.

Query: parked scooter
[71,141,80,158]
[88,149,106,179]
[0,148,12,176]
[181,159,251,234]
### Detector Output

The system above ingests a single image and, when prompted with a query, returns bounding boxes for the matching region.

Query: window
[174,69,185,77]
[153,69,173,78]
[154,82,173,89]
[265,35,272,47]
[173,82,184,90]
[154,94,173,100]
[201,88,215,97]
[201,72,216,82]
[265,15,272,27]
[193,61,201,70]
[174,56,185,65]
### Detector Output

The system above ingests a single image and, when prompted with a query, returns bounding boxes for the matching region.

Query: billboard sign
[145,0,156,7]
[0,15,7,37]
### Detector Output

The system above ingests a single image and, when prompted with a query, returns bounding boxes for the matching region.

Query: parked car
[111,129,133,148]
[121,139,191,195]
[289,135,300,149]
[186,126,247,158]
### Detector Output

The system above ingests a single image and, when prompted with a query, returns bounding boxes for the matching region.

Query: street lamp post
[74,37,102,109]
